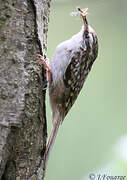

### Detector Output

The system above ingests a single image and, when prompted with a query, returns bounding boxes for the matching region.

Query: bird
[38,7,98,177]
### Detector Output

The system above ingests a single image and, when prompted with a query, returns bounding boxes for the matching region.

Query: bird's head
[77,7,97,48]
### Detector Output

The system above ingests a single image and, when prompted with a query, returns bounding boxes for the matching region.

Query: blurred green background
[45,0,127,179]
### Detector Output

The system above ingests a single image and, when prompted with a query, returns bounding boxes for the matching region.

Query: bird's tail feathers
[43,113,62,175]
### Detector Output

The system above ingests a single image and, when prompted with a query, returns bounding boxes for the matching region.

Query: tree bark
[0,0,51,179]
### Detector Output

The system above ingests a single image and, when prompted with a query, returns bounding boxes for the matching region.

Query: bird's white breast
[51,27,86,85]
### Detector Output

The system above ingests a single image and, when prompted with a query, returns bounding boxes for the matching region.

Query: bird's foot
[37,54,52,83]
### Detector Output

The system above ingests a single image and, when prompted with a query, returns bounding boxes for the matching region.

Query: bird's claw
[37,54,51,83]
[37,54,50,72]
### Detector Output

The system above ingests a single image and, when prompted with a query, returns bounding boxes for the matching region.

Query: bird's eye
[85,32,89,39]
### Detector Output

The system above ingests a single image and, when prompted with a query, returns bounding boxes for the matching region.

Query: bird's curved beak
[77,7,88,32]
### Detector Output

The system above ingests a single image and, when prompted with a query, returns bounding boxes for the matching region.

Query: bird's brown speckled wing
[63,49,88,116]
[63,34,98,116]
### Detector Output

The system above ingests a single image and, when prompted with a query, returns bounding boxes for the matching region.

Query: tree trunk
[0,0,51,179]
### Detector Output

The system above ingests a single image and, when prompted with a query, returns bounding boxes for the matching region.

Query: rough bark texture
[0,0,51,179]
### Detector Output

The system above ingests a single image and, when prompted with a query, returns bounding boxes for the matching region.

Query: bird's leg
[38,54,52,83]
